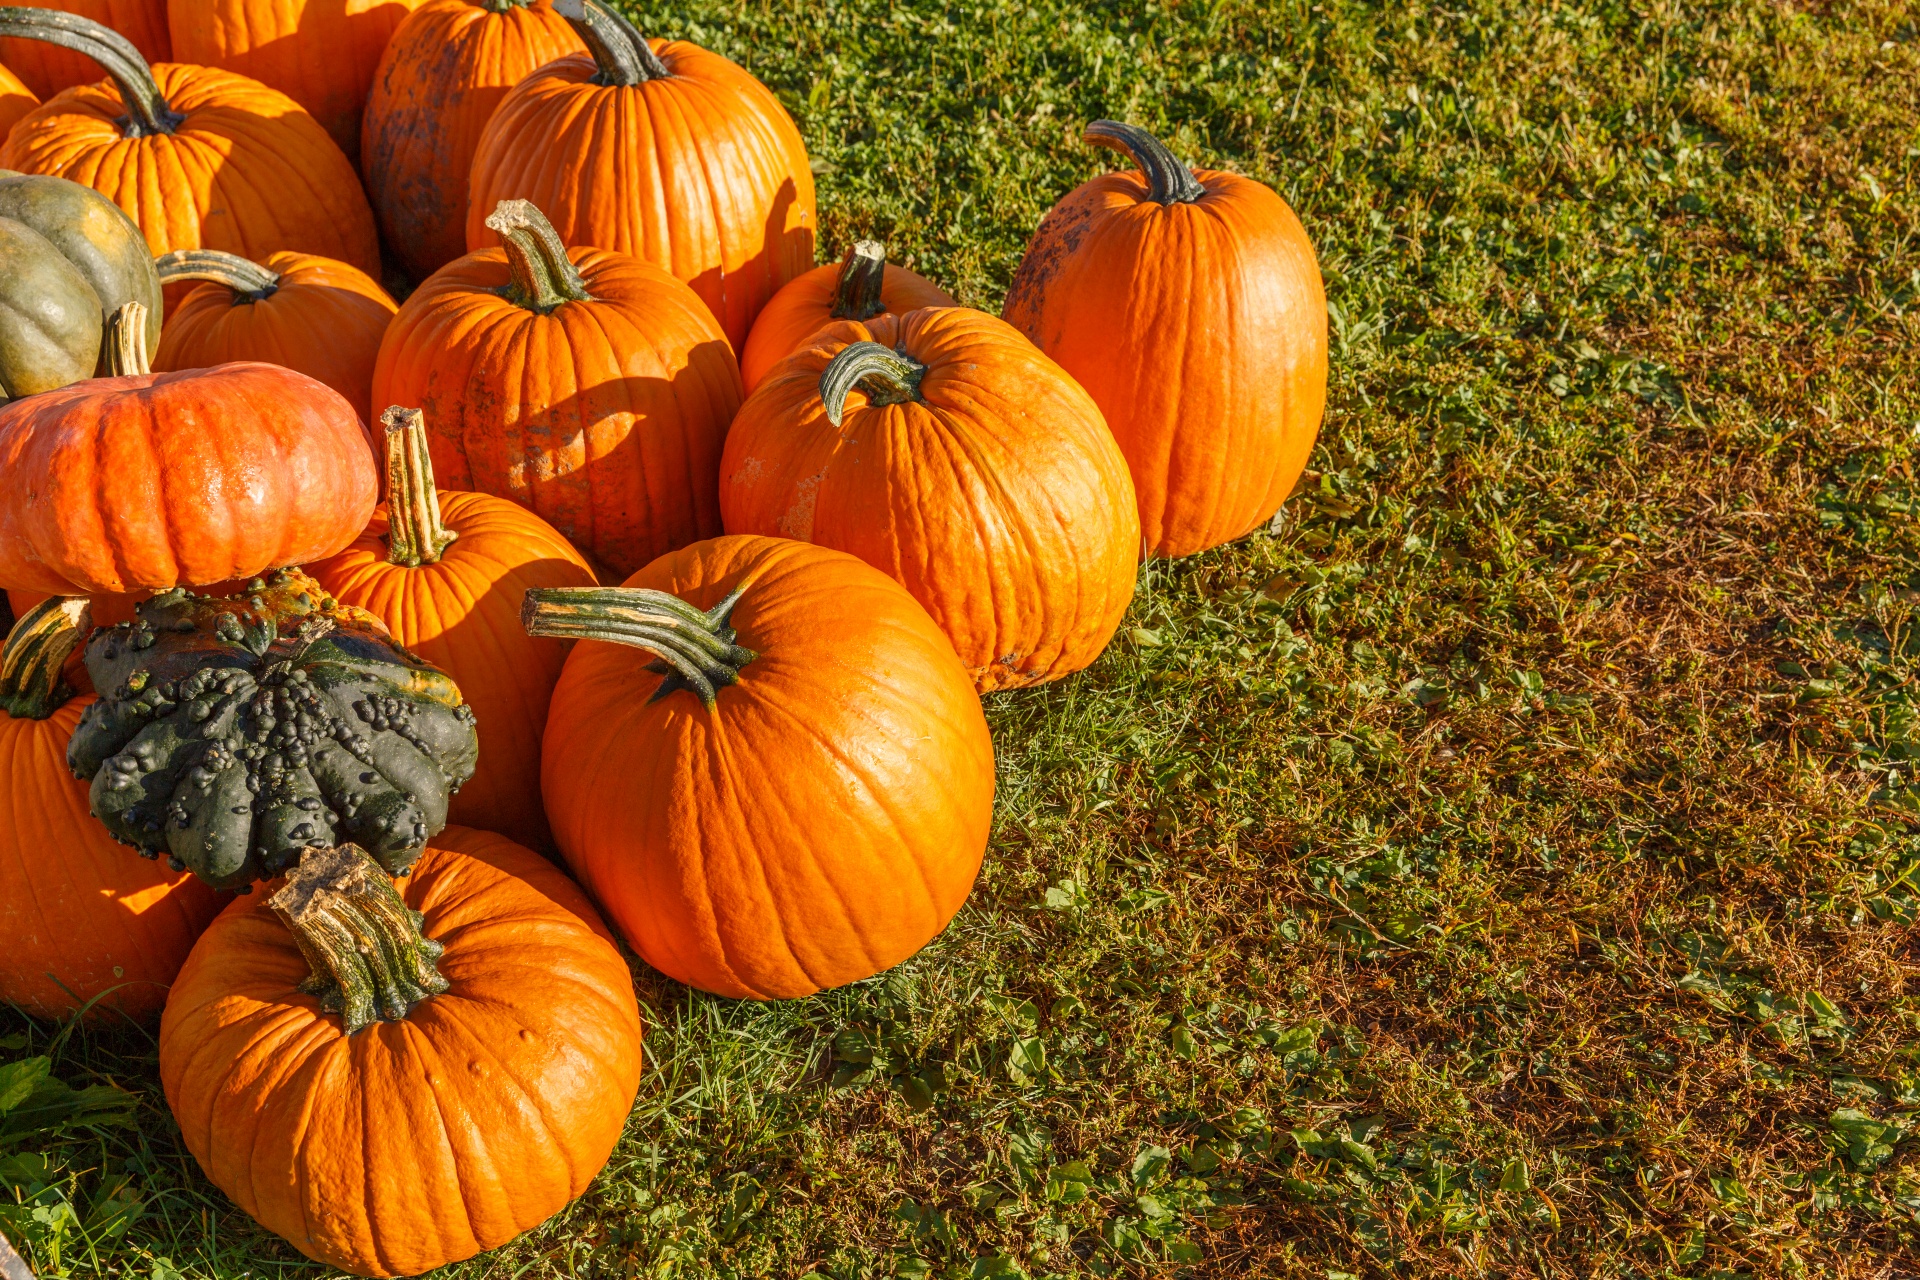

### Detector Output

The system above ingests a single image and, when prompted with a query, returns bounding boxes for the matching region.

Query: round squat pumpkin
[0,596,223,1021]
[530,534,996,1000]
[1002,121,1328,559]
[0,0,168,99]
[309,407,597,853]
[359,0,582,282]
[721,306,1140,691]
[0,8,380,273]
[373,198,740,579]
[160,827,644,1278]
[738,239,955,394]
[154,248,396,422]
[465,0,814,351]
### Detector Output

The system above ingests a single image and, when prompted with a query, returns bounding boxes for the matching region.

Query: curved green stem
[0,8,180,137]
[1084,120,1204,205]
[830,240,888,322]
[105,301,148,376]
[0,596,90,720]
[551,0,668,85]
[820,340,926,428]
[154,249,280,303]
[481,0,531,11]
[381,407,457,567]
[269,843,450,1036]
[522,583,756,709]
[483,199,594,313]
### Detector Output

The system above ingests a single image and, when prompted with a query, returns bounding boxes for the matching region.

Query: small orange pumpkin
[738,239,956,393]
[721,307,1140,691]
[153,248,397,423]
[308,408,598,853]
[1003,121,1328,558]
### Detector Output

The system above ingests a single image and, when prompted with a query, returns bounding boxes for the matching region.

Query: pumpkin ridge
[387,1019,491,1261]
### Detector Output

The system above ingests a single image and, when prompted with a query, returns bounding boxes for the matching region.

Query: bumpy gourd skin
[68,569,478,889]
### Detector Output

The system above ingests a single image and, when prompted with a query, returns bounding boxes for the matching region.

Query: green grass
[6,0,1920,1275]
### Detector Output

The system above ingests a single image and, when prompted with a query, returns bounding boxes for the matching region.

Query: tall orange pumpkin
[160,828,644,1277]
[0,596,222,1021]
[0,60,38,138]
[360,0,582,282]
[530,535,996,1000]
[0,0,167,98]
[167,0,425,159]
[721,307,1140,692]
[309,408,597,853]
[153,248,397,423]
[1003,121,1328,559]
[373,199,740,579]
[465,0,814,352]
[0,9,380,272]
[738,239,956,393]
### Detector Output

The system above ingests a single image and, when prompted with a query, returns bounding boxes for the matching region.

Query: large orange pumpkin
[721,307,1140,691]
[465,0,814,352]
[360,0,581,283]
[1003,121,1328,559]
[530,535,996,1000]
[0,0,167,99]
[160,828,644,1277]
[153,248,397,423]
[0,302,378,595]
[0,9,380,272]
[373,198,740,579]
[0,596,223,1021]
[738,239,956,394]
[309,408,597,853]
[167,0,425,159]
[0,60,38,138]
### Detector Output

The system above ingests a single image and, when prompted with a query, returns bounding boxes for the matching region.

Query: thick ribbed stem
[381,408,457,567]
[523,583,756,709]
[269,844,449,1036]
[551,0,668,84]
[0,596,90,720]
[831,241,888,322]
[484,199,594,313]
[481,0,530,11]
[1084,120,1204,205]
[820,340,926,428]
[105,301,149,375]
[0,8,179,136]
[154,249,281,303]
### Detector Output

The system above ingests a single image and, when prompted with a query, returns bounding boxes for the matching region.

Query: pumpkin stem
[270,843,450,1036]
[381,407,458,567]
[0,596,91,721]
[522,582,757,710]
[481,0,531,10]
[105,301,149,376]
[830,241,889,322]
[1083,120,1204,205]
[551,0,668,85]
[0,7,180,137]
[819,340,926,428]
[154,249,281,303]
[484,199,594,313]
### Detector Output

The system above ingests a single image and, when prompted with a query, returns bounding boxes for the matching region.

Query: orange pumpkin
[0,60,38,138]
[153,248,397,423]
[0,597,223,1021]
[373,199,740,579]
[0,9,380,273]
[167,0,426,159]
[160,828,644,1277]
[721,307,1140,691]
[465,0,814,352]
[360,0,582,283]
[530,535,995,999]
[0,302,378,595]
[309,408,597,853]
[738,239,956,393]
[1003,121,1328,559]
[0,0,168,98]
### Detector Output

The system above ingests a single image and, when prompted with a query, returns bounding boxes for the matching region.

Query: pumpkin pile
[0,1,1325,1273]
